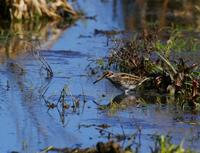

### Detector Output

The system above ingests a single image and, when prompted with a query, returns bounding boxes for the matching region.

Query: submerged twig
[32,48,53,79]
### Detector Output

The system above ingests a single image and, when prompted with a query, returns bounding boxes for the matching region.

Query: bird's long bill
[93,73,107,84]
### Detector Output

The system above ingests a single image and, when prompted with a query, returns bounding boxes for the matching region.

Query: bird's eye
[109,72,113,76]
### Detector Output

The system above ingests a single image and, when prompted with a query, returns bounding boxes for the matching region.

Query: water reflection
[0,19,76,152]
[104,91,174,110]
[121,0,200,31]
[0,20,73,63]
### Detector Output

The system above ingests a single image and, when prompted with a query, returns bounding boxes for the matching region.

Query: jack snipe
[93,71,149,93]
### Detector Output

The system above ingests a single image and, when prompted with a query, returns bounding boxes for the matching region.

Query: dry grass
[1,0,77,21]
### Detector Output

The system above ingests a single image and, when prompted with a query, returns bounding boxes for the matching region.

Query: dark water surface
[0,0,200,153]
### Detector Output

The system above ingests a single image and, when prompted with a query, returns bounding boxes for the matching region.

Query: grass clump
[106,27,200,110]
[40,135,196,153]
[151,135,195,153]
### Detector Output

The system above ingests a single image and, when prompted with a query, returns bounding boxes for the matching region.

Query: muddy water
[0,0,200,153]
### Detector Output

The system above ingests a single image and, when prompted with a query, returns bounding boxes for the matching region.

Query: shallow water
[0,0,200,153]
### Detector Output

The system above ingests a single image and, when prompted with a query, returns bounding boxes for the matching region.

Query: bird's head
[93,70,114,84]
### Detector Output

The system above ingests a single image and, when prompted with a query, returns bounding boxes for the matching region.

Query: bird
[93,70,149,94]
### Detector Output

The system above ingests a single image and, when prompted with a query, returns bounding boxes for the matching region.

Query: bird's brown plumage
[94,71,149,92]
